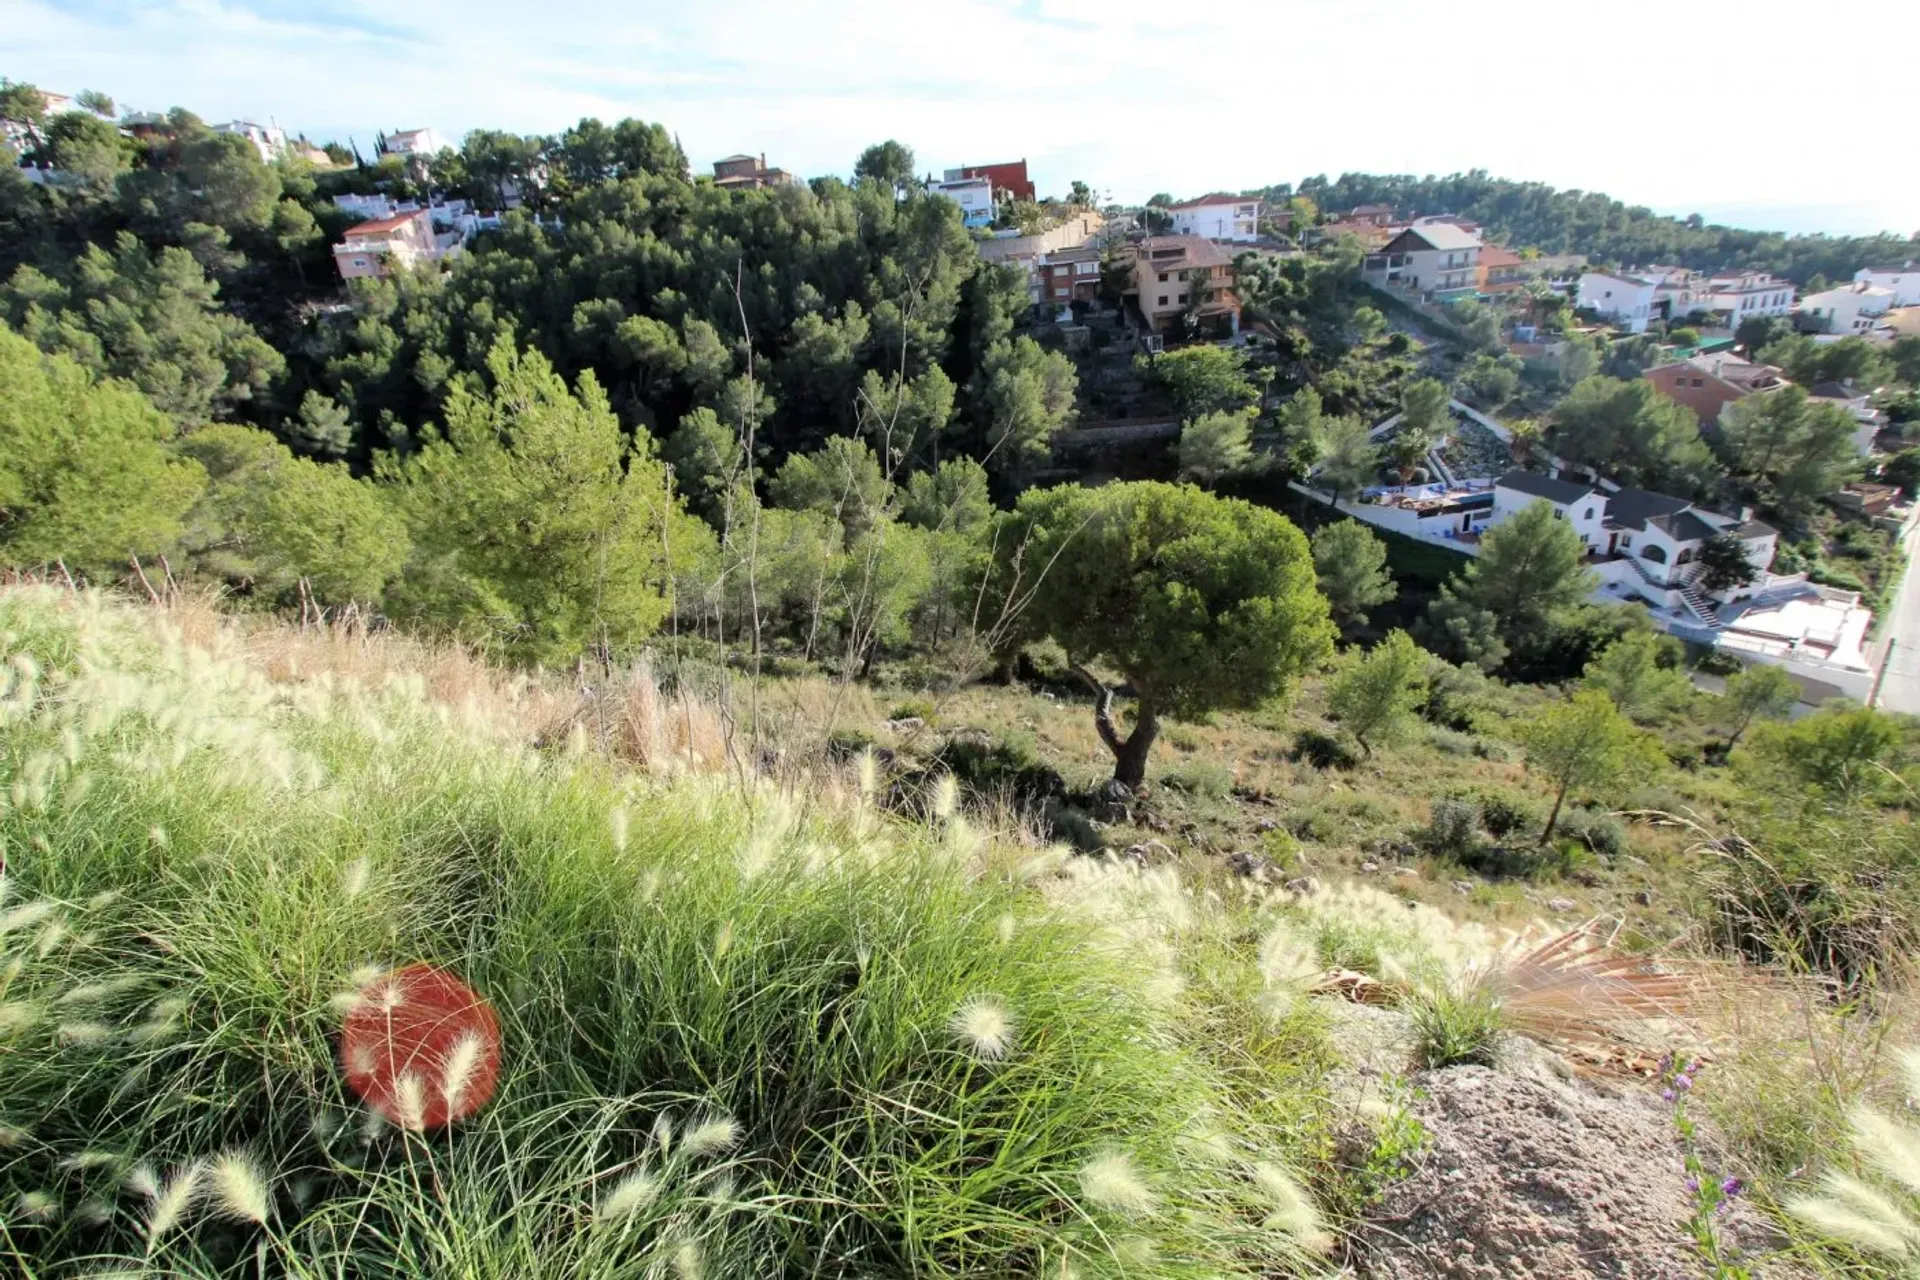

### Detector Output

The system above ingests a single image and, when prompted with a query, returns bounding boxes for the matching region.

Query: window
[1157,295,1168,306]
[1158,272,1168,283]
[1075,261,1097,276]
[1620,536,1633,549]
[1642,545,1667,564]
[1054,287,1069,297]
[1583,507,1594,520]
[1176,293,1188,304]
[1553,508,1565,519]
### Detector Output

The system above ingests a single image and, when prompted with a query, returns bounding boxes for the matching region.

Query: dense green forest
[1270,170,1917,282]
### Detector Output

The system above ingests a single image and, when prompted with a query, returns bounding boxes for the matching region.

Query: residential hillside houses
[1797,281,1896,335]
[946,161,1032,201]
[712,153,800,190]
[1806,381,1889,456]
[1130,236,1240,335]
[1288,400,1874,697]
[1854,262,1920,307]
[376,128,445,160]
[1165,193,1262,243]
[974,210,1105,303]
[1576,271,1659,332]
[1038,245,1103,306]
[1360,222,1482,298]
[332,208,465,281]
[210,120,286,162]
[1643,352,1790,429]
[1707,272,1794,325]
[1477,245,1529,294]
[927,174,994,226]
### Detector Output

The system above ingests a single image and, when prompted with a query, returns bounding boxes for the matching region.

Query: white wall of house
[930,177,994,226]
[1798,284,1894,334]
[1855,266,1920,308]
[1576,273,1656,332]
[1490,482,1606,551]
[1170,200,1261,243]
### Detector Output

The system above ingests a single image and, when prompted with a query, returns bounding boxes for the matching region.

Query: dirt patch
[1356,1062,1797,1279]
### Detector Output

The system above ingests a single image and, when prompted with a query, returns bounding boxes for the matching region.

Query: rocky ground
[1324,1005,1801,1280]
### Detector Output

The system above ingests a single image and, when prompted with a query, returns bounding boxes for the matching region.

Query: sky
[8,0,1918,238]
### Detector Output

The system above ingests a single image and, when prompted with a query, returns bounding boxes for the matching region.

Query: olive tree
[1519,690,1647,843]
[998,481,1334,788]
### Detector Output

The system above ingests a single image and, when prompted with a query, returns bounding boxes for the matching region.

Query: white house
[1576,271,1659,332]
[928,175,995,228]
[1806,381,1888,456]
[1703,273,1793,325]
[1854,262,1920,308]
[1166,193,1262,243]
[377,127,447,159]
[211,120,287,163]
[1797,282,1895,335]
[1360,222,1483,296]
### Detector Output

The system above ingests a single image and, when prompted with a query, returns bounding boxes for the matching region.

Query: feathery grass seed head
[145,1160,203,1244]
[441,1030,487,1115]
[208,1151,270,1224]
[597,1168,661,1221]
[681,1115,740,1158]
[1077,1150,1156,1215]
[1254,1161,1331,1250]
[949,994,1017,1060]
[393,1072,427,1131]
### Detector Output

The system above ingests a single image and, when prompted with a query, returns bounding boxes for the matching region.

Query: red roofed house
[948,160,1033,202]
[333,209,443,281]
[1477,244,1529,293]
[1167,192,1263,243]
[1130,236,1241,335]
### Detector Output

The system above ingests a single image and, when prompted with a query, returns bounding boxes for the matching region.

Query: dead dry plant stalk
[1484,921,1705,1073]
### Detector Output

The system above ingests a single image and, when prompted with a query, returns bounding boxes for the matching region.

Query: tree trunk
[1073,664,1159,788]
[1540,779,1570,844]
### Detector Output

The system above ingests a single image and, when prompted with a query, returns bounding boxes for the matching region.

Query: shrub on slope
[0,588,1326,1277]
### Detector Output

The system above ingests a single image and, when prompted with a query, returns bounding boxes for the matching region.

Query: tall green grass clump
[0,588,1329,1277]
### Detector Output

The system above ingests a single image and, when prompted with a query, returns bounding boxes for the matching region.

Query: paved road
[1870,515,1920,713]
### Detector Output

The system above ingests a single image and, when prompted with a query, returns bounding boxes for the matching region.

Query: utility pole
[1871,637,1895,708]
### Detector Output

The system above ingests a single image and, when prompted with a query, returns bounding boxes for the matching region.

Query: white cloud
[8,0,1918,233]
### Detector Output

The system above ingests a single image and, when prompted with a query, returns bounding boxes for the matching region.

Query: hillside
[1,587,1914,1278]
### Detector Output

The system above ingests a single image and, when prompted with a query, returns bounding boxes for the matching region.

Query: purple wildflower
[1657,1052,1674,1075]
[1661,1088,1676,1102]
[1674,1073,1693,1093]
[1720,1177,1744,1199]
[1685,1176,1700,1194]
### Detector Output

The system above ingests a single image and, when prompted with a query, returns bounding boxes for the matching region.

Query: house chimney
[1739,504,1754,522]
[759,152,766,171]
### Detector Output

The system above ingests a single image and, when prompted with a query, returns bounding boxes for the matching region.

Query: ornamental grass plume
[596,1168,662,1222]
[144,1160,204,1244]
[440,1030,488,1115]
[1077,1150,1156,1215]
[1253,1161,1333,1253]
[207,1151,270,1224]
[680,1116,740,1159]
[1787,1047,1920,1259]
[949,994,1017,1060]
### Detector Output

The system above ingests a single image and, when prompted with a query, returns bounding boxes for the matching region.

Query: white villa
[1289,401,1877,700]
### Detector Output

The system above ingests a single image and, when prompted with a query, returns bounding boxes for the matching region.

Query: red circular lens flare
[340,963,501,1130]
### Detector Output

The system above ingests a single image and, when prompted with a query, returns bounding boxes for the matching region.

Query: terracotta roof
[344,211,424,236]
[1136,235,1234,269]
[1478,245,1525,269]
[1169,192,1256,210]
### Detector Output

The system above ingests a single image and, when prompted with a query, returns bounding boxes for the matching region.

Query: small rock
[1452,880,1475,895]
[884,716,925,734]
[1226,850,1275,877]
[1633,889,1654,906]
[1253,818,1279,834]
[1547,896,1578,913]
[1358,860,1381,873]
[1392,842,1419,859]
[1124,839,1174,866]
[1391,866,1419,878]
[1283,875,1322,895]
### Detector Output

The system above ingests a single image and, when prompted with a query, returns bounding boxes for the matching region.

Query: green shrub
[1163,757,1234,799]
[1406,983,1504,1069]
[1420,798,1482,860]
[1553,806,1626,857]
[1260,826,1300,867]
[827,726,877,758]
[888,696,938,724]
[1426,726,1478,756]
[1285,807,1339,844]
[0,589,1325,1276]
[1292,728,1359,771]
[1470,789,1538,840]
[936,728,1062,803]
